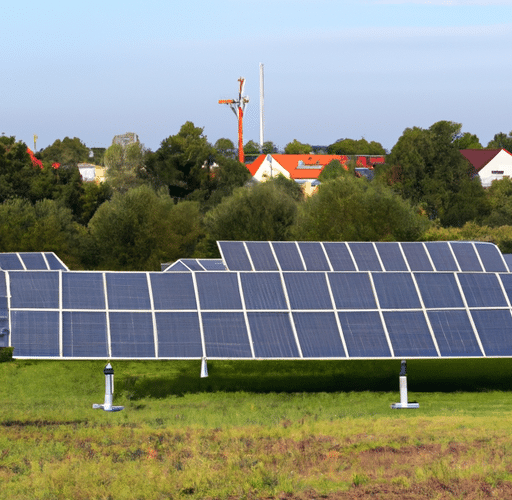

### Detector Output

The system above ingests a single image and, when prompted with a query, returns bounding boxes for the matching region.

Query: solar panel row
[163,259,226,272]
[6,268,512,359]
[218,241,508,273]
[0,252,68,271]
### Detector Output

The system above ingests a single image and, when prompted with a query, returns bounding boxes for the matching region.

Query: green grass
[2,358,512,499]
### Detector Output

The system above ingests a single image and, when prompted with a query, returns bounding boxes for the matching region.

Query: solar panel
[475,243,508,272]
[372,273,421,309]
[218,241,252,271]
[384,311,438,357]
[450,243,482,272]
[323,243,356,271]
[298,242,330,271]
[44,252,68,270]
[5,240,512,361]
[294,312,346,358]
[272,242,305,271]
[375,243,408,271]
[427,310,482,357]
[19,253,48,270]
[401,243,433,271]
[414,273,464,309]
[283,273,332,309]
[106,273,151,310]
[349,243,382,271]
[245,242,278,270]
[425,242,458,271]
[240,273,287,310]
[0,254,24,270]
[248,312,299,357]
[338,311,391,358]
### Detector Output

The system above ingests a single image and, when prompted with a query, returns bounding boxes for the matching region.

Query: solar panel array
[3,241,512,360]
[218,241,508,273]
[0,252,68,271]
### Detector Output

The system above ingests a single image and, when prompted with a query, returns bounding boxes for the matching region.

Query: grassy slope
[2,358,512,499]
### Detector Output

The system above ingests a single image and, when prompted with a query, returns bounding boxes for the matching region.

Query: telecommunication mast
[219,77,249,163]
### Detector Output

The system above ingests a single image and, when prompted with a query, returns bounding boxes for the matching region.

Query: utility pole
[219,77,249,163]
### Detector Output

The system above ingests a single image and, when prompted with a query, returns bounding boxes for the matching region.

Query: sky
[1,0,512,153]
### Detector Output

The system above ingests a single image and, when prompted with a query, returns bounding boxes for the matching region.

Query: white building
[460,149,512,187]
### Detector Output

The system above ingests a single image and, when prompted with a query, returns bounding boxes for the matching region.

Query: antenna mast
[219,77,249,163]
[259,63,264,148]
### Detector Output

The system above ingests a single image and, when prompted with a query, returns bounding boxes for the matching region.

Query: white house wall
[252,158,290,182]
[479,150,512,187]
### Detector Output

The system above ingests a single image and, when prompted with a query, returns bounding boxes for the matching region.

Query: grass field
[2,355,512,499]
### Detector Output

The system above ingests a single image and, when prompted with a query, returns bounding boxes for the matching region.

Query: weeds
[2,359,512,498]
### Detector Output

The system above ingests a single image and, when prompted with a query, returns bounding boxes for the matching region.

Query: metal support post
[391,360,419,409]
[93,363,124,412]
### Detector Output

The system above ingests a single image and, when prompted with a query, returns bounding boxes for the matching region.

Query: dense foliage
[1,119,512,270]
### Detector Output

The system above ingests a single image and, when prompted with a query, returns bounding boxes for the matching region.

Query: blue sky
[1,0,511,153]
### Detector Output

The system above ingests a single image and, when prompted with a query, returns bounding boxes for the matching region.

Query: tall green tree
[328,138,386,155]
[203,179,299,242]
[284,139,311,154]
[487,131,512,150]
[40,137,90,167]
[0,198,85,267]
[261,141,278,155]
[86,185,201,270]
[293,175,430,242]
[381,120,486,226]
[104,142,145,193]
[0,136,38,202]
[145,122,215,200]
[214,138,236,159]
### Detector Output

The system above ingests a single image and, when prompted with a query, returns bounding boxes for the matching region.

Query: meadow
[2,353,512,499]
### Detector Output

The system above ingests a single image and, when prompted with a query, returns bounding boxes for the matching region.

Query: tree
[243,140,260,155]
[40,137,90,167]
[0,198,85,267]
[86,185,202,270]
[144,121,215,200]
[381,120,486,226]
[453,132,482,150]
[214,138,236,159]
[261,141,278,155]
[284,139,311,154]
[293,175,430,242]
[487,131,512,151]
[318,159,348,182]
[202,156,252,209]
[479,177,512,227]
[0,136,39,202]
[328,138,386,155]
[104,141,145,193]
[203,179,299,242]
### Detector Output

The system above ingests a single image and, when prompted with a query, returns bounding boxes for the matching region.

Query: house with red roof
[247,154,385,189]
[460,149,512,187]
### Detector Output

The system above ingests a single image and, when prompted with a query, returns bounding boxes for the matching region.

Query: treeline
[2,121,512,271]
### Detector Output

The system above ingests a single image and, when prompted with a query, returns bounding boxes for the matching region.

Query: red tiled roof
[460,149,504,172]
[246,154,386,179]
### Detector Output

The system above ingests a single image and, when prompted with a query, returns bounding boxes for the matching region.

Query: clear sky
[1,0,511,153]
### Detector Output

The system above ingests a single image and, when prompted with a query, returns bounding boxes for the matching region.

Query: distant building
[77,163,106,183]
[112,133,139,148]
[247,154,385,187]
[460,149,512,187]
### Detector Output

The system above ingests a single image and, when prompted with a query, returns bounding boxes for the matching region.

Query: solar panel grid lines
[372,242,386,271]
[236,271,256,358]
[452,272,487,357]
[408,271,442,357]
[191,271,207,360]
[146,272,159,358]
[366,271,396,357]
[324,271,349,357]
[277,268,304,358]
